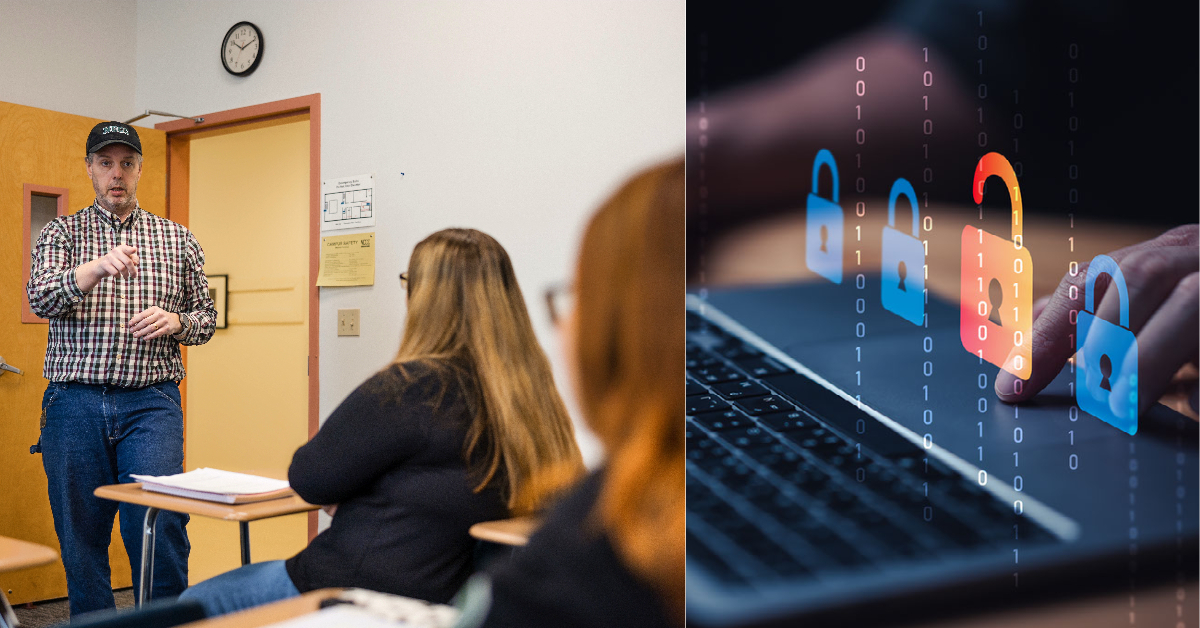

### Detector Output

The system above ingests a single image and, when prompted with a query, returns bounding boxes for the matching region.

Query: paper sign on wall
[321,173,375,232]
[316,232,375,287]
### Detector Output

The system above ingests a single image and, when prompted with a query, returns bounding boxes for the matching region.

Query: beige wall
[185,115,311,582]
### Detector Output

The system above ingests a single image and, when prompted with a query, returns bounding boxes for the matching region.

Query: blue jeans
[179,560,300,617]
[39,381,190,618]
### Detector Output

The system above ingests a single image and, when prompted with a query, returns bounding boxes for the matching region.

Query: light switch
[337,309,360,336]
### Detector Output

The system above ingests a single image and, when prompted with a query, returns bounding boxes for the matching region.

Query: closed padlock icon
[959,152,1032,379]
[880,178,925,325]
[806,149,843,284]
[1076,254,1139,435]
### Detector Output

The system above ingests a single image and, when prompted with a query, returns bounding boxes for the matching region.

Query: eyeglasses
[544,283,574,326]
[399,272,408,290]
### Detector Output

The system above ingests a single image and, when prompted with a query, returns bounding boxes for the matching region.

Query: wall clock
[222,21,263,76]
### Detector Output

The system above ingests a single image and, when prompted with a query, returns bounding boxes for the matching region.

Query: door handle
[0,356,23,376]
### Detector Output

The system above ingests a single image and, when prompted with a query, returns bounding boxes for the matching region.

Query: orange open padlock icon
[960,153,1032,380]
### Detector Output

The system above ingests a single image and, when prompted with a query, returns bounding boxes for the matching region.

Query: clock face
[222,22,263,76]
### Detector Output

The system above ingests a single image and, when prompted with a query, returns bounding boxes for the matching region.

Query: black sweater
[481,471,675,627]
[285,361,508,603]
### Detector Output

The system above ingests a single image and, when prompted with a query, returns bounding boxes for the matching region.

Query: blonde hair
[395,228,584,514]
[574,160,685,619]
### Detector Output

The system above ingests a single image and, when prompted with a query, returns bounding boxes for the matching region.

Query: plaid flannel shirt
[27,201,216,387]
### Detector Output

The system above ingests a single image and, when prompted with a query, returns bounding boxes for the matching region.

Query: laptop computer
[685,278,1198,626]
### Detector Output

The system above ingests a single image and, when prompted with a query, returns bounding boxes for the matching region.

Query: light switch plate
[337,309,360,336]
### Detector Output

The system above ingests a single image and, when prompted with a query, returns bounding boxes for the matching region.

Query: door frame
[156,94,321,539]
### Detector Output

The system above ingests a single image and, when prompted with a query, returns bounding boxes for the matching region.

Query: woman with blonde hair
[464,159,685,627]
[181,228,584,617]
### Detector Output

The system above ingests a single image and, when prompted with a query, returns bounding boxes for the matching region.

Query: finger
[108,257,128,278]
[134,317,164,338]
[142,324,168,340]
[117,244,138,256]
[1111,272,1200,417]
[995,261,1090,400]
[1092,246,1199,335]
[129,308,158,333]
[996,237,1187,401]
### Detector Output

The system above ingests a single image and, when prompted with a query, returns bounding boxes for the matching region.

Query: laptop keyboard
[686,309,1058,586]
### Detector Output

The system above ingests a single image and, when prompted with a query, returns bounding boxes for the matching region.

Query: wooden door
[177,115,312,583]
[0,101,166,604]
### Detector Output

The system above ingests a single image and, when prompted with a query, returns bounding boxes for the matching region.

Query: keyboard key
[691,411,754,432]
[687,394,729,415]
[737,395,793,416]
[686,379,707,396]
[735,356,790,377]
[687,353,721,370]
[762,372,918,458]
[712,380,771,400]
[693,365,746,384]
[757,411,808,432]
[722,343,764,361]
[719,426,779,451]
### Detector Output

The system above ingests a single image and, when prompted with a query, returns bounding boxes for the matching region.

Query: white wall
[135,0,684,465]
[0,1,139,121]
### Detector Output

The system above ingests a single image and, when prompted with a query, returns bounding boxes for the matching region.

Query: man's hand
[322,504,338,517]
[997,224,1199,415]
[129,307,182,340]
[77,245,139,292]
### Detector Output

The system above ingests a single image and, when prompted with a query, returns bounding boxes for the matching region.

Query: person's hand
[129,307,182,340]
[997,224,1199,415]
[322,504,338,517]
[89,244,140,280]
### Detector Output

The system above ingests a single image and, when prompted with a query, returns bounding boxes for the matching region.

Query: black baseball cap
[86,121,142,156]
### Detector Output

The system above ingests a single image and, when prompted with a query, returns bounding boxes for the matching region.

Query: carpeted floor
[12,588,135,627]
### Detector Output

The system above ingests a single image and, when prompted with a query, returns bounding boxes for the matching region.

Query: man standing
[27,122,216,617]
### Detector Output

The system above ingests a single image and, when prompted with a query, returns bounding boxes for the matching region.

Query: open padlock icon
[1076,254,1139,435]
[805,149,843,284]
[959,152,1032,380]
[880,178,925,325]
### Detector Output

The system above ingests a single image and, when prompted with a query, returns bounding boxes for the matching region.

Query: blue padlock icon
[1076,254,1138,435]
[880,178,925,325]
[805,149,843,284]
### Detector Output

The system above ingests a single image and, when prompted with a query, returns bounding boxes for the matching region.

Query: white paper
[131,468,289,495]
[321,173,376,232]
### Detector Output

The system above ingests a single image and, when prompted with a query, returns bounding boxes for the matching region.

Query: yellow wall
[185,115,310,583]
[0,100,165,603]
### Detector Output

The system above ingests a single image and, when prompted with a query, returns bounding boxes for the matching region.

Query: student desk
[469,516,540,547]
[177,589,342,628]
[0,536,57,628]
[698,206,1198,626]
[94,483,319,607]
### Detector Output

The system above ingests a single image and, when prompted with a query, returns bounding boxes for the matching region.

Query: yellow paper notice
[316,232,375,286]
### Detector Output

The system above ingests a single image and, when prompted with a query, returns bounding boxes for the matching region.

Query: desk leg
[139,506,160,607]
[0,590,17,628]
[239,521,250,565]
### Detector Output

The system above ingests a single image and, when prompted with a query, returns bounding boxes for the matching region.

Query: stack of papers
[131,468,293,504]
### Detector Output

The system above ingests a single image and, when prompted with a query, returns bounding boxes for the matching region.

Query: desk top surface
[179,589,341,628]
[0,536,57,574]
[94,483,319,522]
[469,516,540,547]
